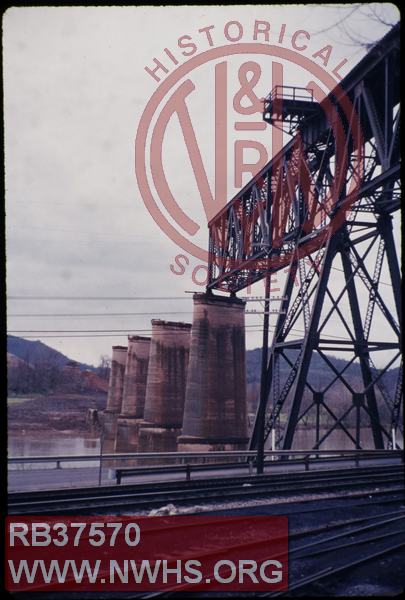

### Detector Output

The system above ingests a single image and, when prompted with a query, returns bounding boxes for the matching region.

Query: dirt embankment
[8,393,107,432]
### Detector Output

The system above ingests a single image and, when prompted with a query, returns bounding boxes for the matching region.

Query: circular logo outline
[135,42,363,265]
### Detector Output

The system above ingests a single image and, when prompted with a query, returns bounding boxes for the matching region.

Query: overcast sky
[4,4,400,366]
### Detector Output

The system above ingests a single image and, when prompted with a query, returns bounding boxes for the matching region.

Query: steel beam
[206,24,401,452]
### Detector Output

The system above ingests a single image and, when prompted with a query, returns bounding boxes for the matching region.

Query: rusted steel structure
[115,335,151,452]
[207,24,401,462]
[178,293,248,451]
[103,345,128,441]
[138,320,192,452]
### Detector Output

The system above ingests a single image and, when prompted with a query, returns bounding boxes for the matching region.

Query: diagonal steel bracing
[207,24,401,452]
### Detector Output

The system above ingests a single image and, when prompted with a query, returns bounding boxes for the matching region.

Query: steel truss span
[207,24,401,453]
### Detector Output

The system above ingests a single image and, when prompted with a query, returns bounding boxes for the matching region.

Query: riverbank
[7,392,107,432]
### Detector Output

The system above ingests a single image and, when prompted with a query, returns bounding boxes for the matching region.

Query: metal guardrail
[267,85,315,103]
[115,462,247,484]
[8,449,403,469]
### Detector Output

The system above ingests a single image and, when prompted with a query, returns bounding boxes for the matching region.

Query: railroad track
[134,509,405,598]
[7,484,404,597]
[122,509,405,600]
[266,513,405,597]
[8,464,404,515]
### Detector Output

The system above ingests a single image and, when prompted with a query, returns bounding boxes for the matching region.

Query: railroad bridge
[206,23,401,463]
[7,22,404,596]
[105,24,401,462]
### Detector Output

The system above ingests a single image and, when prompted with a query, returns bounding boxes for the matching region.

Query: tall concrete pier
[115,336,151,452]
[103,345,127,442]
[178,293,248,451]
[138,320,191,452]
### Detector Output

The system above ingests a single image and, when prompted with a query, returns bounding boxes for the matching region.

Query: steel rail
[135,510,405,598]
[8,468,404,515]
[8,463,403,500]
[133,518,405,598]
[267,538,405,597]
[8,464,403,501]
[14,504,404,595]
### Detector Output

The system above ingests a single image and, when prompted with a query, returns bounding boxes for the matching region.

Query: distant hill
[246,346,398,386]
[7,352,31,369]
[7,336,106,395]
[7,334,397,396]
[245,346,399,416]
[246,348,362,384]
[7,335,95,371]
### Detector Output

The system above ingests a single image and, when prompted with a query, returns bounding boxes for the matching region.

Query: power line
[8,325,350,341]
[10,329,272,339]
[8,311,194,317]
[9,325,262,333]
[330,266,392,287]
[8,264,394,300]
[9,328,193,335]
[8,296,193,301]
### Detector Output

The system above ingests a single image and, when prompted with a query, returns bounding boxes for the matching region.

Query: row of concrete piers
[103,293,248,453]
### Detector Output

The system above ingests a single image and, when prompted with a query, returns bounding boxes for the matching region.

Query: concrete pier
[115,336,151,453]
[178,293,248,451]
[103,346,127,442]
[138,320,191,453]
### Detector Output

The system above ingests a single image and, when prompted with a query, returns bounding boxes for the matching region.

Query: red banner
[5,515,288,592]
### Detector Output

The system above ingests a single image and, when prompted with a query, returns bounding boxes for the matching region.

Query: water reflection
[84,439,98,450]
[8,432,101,469]
[8,426,403,471]
[293,427,403,449]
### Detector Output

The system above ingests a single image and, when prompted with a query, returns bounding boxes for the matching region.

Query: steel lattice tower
[207,24,401,457]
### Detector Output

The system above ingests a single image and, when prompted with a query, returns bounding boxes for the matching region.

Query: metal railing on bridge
[8,449,403,485]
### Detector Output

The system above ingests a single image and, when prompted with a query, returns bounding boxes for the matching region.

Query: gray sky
[4,4,400,366]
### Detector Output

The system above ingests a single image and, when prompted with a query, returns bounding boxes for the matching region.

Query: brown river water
[8,427,402,470]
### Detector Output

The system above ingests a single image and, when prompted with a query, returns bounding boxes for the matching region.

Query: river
[8,426,402,469]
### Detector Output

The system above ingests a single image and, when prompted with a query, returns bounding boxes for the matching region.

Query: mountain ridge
[8,335,398,386]
[7,335,96,372]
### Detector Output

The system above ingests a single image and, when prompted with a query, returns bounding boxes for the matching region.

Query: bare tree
[96,355,111,380]
[311,4,400,49]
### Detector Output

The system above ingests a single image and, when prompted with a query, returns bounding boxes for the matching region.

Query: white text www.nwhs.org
[8,558,284,585]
